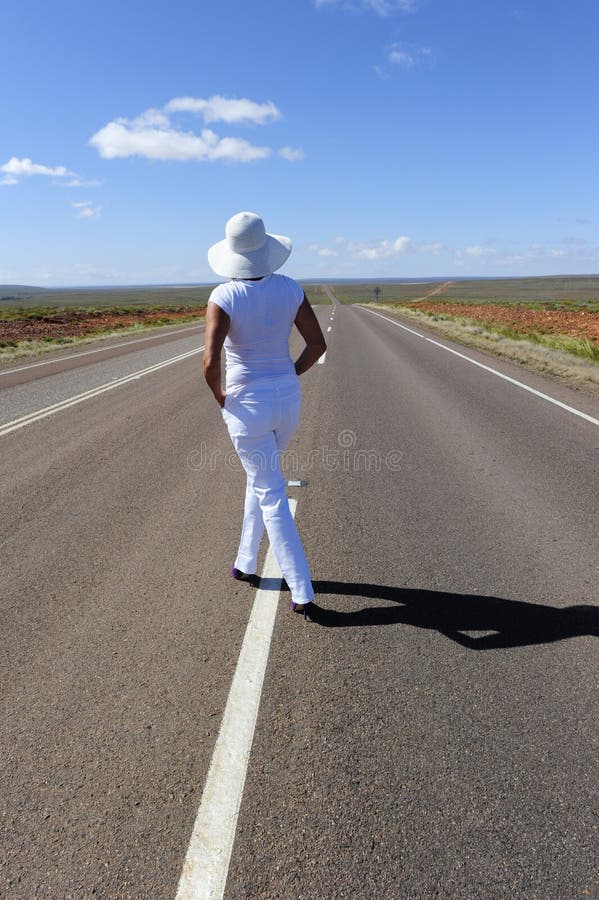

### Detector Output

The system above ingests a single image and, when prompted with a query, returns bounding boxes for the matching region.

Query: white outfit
[209,274,314,604]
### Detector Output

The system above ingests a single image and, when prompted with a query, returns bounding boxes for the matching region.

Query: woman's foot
[231,565,259,588]
[290,599,316,620]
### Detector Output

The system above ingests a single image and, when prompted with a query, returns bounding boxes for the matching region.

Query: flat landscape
[0,283,331,360]
[328,275,599,307]
[392,300,599,354]
[2,279,599,391]
[326,277,599,396]
[0,303,208,346]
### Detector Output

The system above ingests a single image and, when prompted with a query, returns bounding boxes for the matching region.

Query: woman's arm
[203,302,230,407]
[294,294,327,376]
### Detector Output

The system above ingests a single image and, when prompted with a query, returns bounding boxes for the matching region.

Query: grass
[328,282,436,305]
[2,276,598,378]
[0,286,215,312]
[0,303,206,322]
[0,280,330,362]
[301,283,332,304]
[330,276,599,378]
[0,280,332,312]
[0,307,208,362]
[361,303,599,397]
[328,276,599,310]
[413,308,599,362]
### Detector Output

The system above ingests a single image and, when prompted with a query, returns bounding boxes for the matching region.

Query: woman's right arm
[293,294,327,376]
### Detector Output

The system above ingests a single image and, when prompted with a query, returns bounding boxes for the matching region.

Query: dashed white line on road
[318,352,327,364]
[0,323,205,375]
[175,501,297,900]
[360,306,599,428]
[0,346,204,436]
[327,326,332,332]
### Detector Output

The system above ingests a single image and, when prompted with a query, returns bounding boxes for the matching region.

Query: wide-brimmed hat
[208,211,292,278]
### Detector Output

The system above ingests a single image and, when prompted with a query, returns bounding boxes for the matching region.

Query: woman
[203,212,327,618]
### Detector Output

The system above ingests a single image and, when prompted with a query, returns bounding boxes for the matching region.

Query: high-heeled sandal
[231,565,259,588]
[290,599,314,620]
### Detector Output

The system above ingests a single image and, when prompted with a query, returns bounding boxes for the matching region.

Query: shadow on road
[302,580,599,650]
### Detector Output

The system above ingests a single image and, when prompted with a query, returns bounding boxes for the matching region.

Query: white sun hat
[208,211,292,279]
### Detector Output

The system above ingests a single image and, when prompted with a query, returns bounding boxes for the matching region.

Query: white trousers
[221,373,314,604]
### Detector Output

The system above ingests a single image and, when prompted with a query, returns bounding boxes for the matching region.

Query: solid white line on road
[176,501,297,900]
[361,307,599,429]
[318,352,327,364]
[0,346,204,436]
[0,323,205,376]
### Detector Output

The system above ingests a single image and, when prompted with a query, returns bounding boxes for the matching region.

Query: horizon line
[2,272,599,292]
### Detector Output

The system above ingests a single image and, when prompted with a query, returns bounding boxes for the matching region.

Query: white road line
[0,346,204,436]
[360,307,599,428]
[176,501,297,900]
[327,326,332,332]
[0,322,205,376]
[318,352,327,365]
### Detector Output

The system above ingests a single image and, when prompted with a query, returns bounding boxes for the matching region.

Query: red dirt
[0,307,206,344]
[401,301,599,345]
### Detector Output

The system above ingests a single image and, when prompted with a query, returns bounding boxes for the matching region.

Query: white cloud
[314,0,417,15]
[63,178,103,188]
[131,108,171,128]
[373,65,390,80]
[71,200,101,220]
[0,156,100,188]
[1,156,74,178]
[166,95,280,125]
[347,236,414,259]
[420,242,445,255]
[77,207,101,220]
[309,243,338,257]
[90,121,271,162]
[279,145,305,161]
[375,42,432,77]
[309,235,447,261]
[461,245,497,257]
[389,48,415,67]
[89,95,297,165]
[0,156,79,185]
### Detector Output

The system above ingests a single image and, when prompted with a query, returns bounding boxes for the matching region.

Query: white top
[208,273,304,391]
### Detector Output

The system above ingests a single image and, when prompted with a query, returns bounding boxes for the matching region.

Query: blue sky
[2,0,598,286]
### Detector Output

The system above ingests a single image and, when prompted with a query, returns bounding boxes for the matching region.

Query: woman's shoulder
[271,273,303,299]
[208,280,240,312]
[210,279,236,295]
[271,273,297,287]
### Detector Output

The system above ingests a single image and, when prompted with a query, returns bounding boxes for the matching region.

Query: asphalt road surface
[1,294,598,899]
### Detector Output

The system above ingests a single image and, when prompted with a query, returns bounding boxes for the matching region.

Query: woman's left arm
[203,302,230,407]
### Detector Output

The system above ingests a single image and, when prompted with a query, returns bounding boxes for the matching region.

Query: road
[1,294,598,898]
